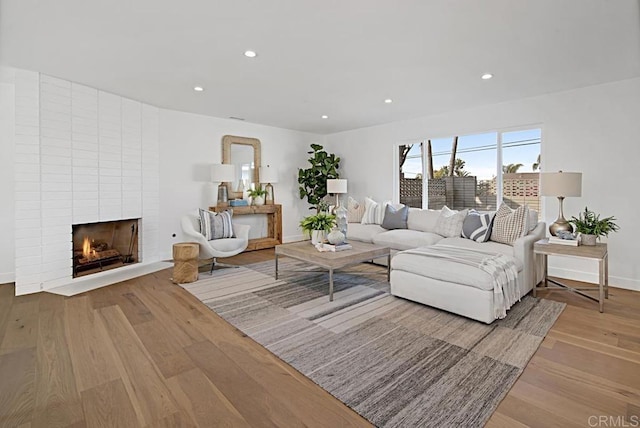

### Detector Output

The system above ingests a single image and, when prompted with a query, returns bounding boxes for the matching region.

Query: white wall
[325,77,640,291]
[0,66,161,294]
[0,67,324,293]
[157,109,322,260]
[0,71,16,283]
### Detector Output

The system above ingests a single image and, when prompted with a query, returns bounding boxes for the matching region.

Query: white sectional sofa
[347,207,545,323]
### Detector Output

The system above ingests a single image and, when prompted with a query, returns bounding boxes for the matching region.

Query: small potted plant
[569,207,620,246]
[299,213,336,245]
[247,185,268,206]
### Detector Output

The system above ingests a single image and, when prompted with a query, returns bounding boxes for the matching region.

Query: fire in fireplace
[72,219,140,278]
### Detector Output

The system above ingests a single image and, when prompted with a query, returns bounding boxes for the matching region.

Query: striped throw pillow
[490,203,528,245]
[361,197,390,225]
[198,208,234,240]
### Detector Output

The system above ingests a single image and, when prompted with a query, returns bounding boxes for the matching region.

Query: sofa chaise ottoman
[390,228,544,324]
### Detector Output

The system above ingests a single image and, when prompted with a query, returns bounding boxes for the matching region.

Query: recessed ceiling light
[384,98,393,104]
[193,86,204,92]
[244,50,257,58]
[481,73,493,80]
[321,115,329,119]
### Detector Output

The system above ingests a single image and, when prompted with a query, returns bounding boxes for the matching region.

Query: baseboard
[14,283,41,296]
[0,271,15,285]
[45,261,172,297]
[548,267,639,292]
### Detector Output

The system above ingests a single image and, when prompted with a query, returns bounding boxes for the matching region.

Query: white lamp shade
[540,172,582,197]
[211,164,235,183]
[259,165,279,183]
[327,179,348,194]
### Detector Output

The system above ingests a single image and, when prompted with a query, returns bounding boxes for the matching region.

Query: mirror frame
[222,135,261,199]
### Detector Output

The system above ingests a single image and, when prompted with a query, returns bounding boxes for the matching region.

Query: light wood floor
[0,249,638,427]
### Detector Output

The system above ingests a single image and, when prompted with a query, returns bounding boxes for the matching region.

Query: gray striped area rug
[181,259,565,427]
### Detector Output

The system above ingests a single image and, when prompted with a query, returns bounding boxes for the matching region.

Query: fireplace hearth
[73,219,140,278]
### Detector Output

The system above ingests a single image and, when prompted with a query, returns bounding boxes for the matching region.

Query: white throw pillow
[347,197,366,223]
[434,206,468,238]
[361,197,392,225]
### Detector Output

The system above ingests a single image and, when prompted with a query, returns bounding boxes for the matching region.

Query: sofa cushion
[373,229,443,251]
[461,210,494,242]
[392,243,521,292]
[434,237,523,270]
[391,251,494,291]
[361,197,390,225]
[347,197,366,223]
[381,205,409,230]
[199,208,234,240]
[490,203,527,245]
[434,206,468,238]
[348,223,386,243]
[407,208,441,233]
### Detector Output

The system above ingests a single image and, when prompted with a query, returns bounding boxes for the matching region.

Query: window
[398,143,423,208]
[396,128,541,213]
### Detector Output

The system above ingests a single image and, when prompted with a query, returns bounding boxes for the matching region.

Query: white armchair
[180,211,250,273]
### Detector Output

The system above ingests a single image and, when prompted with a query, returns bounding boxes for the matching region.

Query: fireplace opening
[72,219,140,278]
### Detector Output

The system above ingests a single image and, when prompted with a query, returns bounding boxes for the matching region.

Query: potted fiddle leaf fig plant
[299,212,336,245]
[247,185,268,206]
[569,207,619,246]
[298,143,340,213]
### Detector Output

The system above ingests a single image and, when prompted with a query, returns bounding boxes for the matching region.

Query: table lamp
[327,179,348,237]
[259,165,279,205]
[211,164,236,207]
[540,171,582,236]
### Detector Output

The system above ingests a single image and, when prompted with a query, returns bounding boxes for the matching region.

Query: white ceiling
[2,0,639,134]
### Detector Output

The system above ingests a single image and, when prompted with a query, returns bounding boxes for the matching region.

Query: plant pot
[581,234,597,246]
[252,196,265,206]
[311,230,326,245]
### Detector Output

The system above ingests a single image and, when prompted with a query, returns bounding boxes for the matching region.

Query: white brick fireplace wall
[13,69,161,295]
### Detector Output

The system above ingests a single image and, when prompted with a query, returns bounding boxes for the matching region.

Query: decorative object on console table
[229,199,249,207]
[209,204,282,251]
[211,163,236,207]
[247,184,267,206]
[327,179,348,238]
[259,165,279,205]
[540,170,582,236]
[569,206,619,246]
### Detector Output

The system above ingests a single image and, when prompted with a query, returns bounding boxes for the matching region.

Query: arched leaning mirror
[222,135,261,199]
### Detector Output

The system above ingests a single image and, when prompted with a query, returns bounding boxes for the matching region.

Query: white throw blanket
[402,245,520,319]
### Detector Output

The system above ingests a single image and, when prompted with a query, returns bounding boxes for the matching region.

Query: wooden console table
[533,239,608,312]
[209,204,282,251]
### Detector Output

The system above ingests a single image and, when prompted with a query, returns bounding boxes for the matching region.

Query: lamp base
[265,182,274,205]
[217,183,228,207]
[549,219,573,237]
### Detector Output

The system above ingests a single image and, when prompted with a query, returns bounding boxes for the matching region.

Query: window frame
[393,124,543,210]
